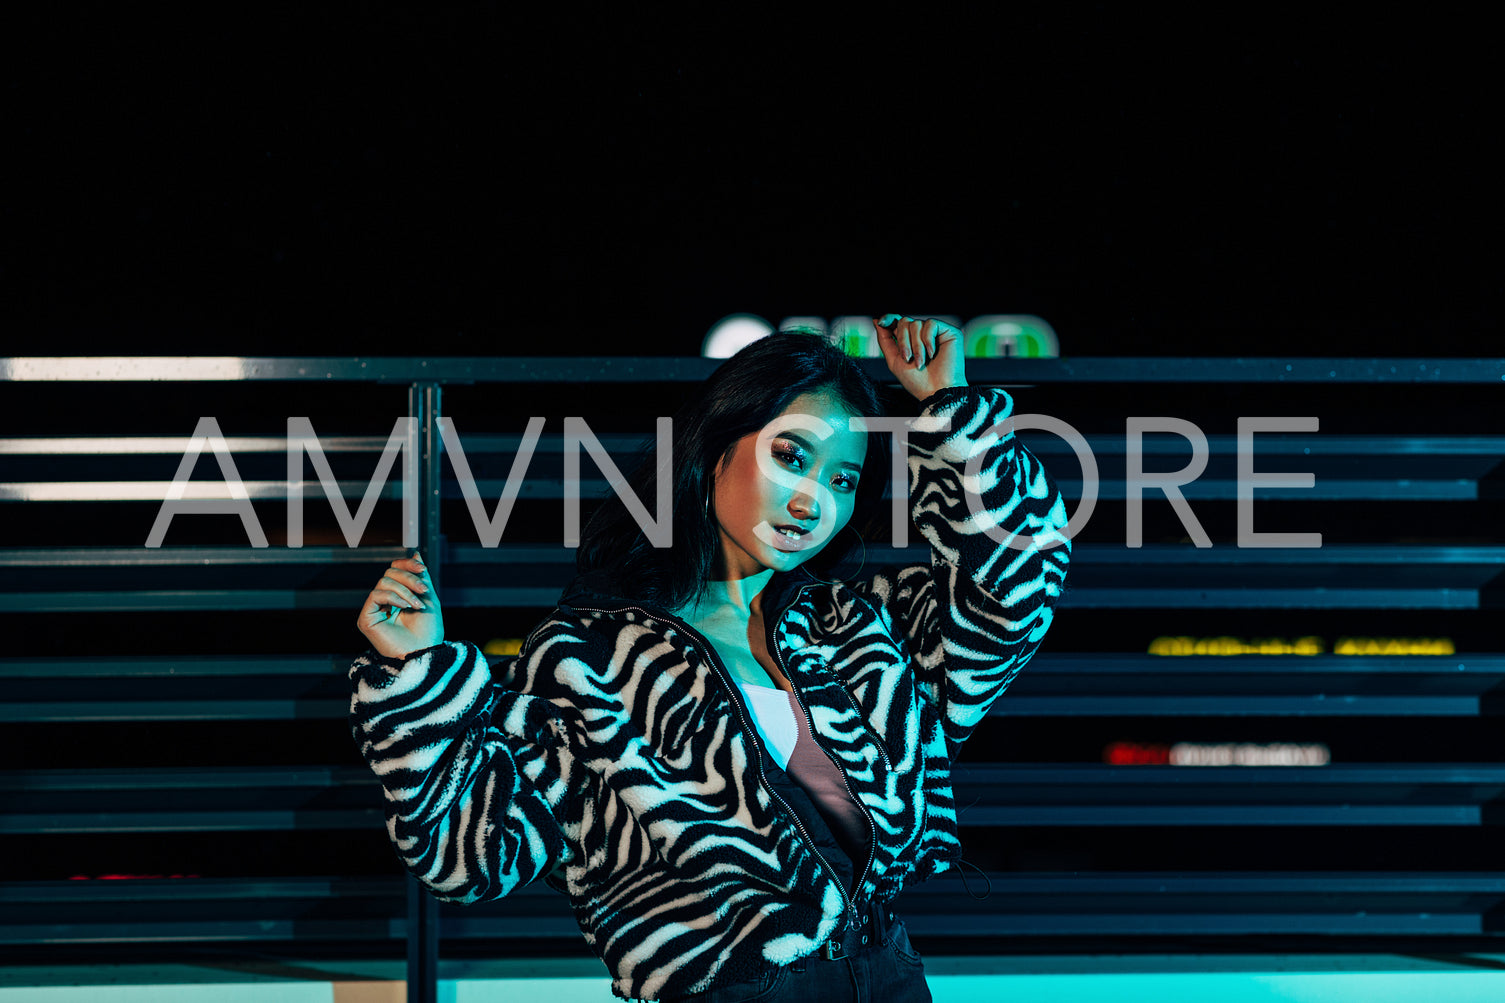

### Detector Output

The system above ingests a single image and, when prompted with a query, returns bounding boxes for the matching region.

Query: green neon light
[963,315,1060,358]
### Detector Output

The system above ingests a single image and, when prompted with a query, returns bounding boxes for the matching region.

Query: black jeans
[666,912,931,1003]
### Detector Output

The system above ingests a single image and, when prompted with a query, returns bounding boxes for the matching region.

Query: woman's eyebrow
[774,430,864,473]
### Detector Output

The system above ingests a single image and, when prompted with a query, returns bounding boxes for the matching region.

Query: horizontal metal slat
[958,804,1483,826]
[6,430,1500,503]
[5,542,1503,567]
[0,767,381,833]
[0,590,374,613]
[952,764,1505,827]
[5,649,1497,723]
[11,871,1500,946]
[997,654,1505,717]
[0,654,351,678]
[1,766,365,791]
[7,652,1497,679]
[6,477,1470,503]
[994,695,1485,716]
[0,546,411,568]
[7,763,1505,833]
[0,432,653,456]
[7,543,1498,611]
[1031,654,1505,675]
[957,762,1505,786]
[896,872,1505,938]
[6,357,1505,384]
[0,699,346,723]
[8,652,1505,722]
[6,581,1495,613]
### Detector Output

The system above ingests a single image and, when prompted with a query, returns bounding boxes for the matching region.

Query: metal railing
[3,355,1504,999]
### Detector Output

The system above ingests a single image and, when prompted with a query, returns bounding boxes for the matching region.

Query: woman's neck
[698,567,775,618]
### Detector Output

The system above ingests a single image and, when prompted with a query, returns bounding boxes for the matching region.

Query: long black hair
[575,331,888,610]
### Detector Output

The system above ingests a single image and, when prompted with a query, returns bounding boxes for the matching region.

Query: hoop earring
[810,525,867,586]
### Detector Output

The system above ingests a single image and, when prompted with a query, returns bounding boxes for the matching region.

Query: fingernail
[413,551,425,565]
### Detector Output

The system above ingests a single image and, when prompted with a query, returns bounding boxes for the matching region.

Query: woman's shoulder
[517,598,683,666]
[821,559,932,601]
[517,605,611,653]
[775,570,884,630]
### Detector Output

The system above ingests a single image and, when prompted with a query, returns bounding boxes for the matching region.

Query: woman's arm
[351,557,578,902]
[861,317,1072,761]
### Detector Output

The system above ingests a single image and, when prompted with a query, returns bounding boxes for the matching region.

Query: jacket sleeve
[855,386,1070,761]
[349,639,579,903]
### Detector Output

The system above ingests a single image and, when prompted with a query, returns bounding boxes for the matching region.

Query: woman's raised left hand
[873,314,968,401]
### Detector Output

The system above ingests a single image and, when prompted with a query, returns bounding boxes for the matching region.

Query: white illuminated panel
[1170,743,1332,767]
[1105,741,1333,767]
[0,358,255,380]
[777,316,829,337]
[0,437,294,455]
[701,314,775,358]
[0,480,394,501]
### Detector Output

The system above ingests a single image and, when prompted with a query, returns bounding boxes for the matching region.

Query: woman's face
[710,389,868,580]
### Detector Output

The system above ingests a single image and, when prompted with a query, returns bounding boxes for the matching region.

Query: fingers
[394,555,429,587]
[909,320,931,368]
[386,555,434,596]
[359,556,435,624]
[377,575,426,610]
[874,316,957,366]
[889,318,926,367]
[385,566,429,595]
[356,553,446,658]
[362,590,406,629]
[872,313,969,401]
[359,588,410,630]
[874,316,916,364]
[872,317,898,366]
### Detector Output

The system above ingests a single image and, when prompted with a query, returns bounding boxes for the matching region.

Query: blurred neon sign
[1104,741,1332,767]
[1149,636,1325,656]
[703,313,1059,358]
[1148,636,1456,656]
[1333,637,1455,655]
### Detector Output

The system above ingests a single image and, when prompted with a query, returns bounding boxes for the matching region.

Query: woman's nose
[789,492,819,521]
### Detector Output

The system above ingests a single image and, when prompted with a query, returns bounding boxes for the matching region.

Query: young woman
[351,317,1071,1002]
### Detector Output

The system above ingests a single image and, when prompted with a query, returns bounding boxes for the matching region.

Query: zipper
[763,588,878,927]
[571,599,861,932]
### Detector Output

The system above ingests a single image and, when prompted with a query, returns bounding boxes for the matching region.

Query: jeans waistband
[817,900,897,961]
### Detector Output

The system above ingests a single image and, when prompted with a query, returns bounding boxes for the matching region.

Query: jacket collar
[558,565,820,623]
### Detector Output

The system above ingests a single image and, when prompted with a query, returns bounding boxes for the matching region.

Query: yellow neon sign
[1148,636,1456,656]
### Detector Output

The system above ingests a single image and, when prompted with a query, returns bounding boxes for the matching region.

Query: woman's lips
[769,525,809,551]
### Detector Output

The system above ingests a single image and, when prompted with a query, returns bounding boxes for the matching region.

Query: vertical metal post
[406,380,443,1003]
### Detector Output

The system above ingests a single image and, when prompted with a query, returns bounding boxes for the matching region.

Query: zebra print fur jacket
[349,386,1071,1000]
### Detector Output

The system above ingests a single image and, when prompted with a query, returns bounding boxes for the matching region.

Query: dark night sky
[3,8,1503,902]
[4,7,1499,359]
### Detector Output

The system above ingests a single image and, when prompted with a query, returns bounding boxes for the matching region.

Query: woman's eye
[833,475,858,492]
[773,447,804,469]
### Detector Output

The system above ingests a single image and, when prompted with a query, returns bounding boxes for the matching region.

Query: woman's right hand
[357,552,445,659]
